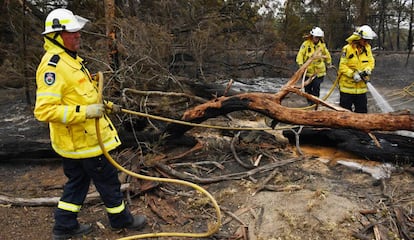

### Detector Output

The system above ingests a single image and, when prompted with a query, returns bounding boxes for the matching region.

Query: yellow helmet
[42,8,89,35]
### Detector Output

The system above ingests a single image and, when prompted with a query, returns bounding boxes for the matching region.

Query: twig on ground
[394,207,413,240]
[155,158,301,184]
[230,131,255,169]
[251,168,279,196]
[221,207,248,226]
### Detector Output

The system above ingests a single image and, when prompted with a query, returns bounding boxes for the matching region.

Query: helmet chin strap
[44,34,77,58]
[52,32,59,40]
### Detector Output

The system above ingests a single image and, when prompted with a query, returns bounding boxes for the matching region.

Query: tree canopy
[1,0,413,91]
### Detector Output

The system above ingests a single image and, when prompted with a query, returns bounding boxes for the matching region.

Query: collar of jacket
[43,33,78,59]
[307,39,320,46]
[346,33,361,43]
[350,42,370,55]
[43,33,84,69]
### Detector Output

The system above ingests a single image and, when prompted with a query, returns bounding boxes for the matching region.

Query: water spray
[363,77,414,138]
[365,81,394,113]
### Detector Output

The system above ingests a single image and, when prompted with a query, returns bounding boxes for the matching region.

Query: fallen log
[163,89,413,141]
[0,99,57,161]
[282,127,414,164]
[180,93,412,130]
[164,51,413,139]
[0,183,130,207]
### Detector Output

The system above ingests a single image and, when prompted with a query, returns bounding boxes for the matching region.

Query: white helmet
[355,25,377,40]
[310,27,324,37]
[42,8,89,35]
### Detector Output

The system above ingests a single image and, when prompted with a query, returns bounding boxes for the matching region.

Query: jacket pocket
[73,83,97,105]
[70,124,89,150]
[51,124,75,151]
[69,118,114,150]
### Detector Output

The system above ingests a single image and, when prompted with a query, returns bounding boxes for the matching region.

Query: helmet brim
[65,15,89,32]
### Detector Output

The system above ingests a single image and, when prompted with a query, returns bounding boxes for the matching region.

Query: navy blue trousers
[305,76,324,98]
[53,155,133,232]
[339,92,368,113]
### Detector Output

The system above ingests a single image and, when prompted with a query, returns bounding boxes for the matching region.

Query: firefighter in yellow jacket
[34,8,146,240]
[296,26,332,104]
[338,25,376,113]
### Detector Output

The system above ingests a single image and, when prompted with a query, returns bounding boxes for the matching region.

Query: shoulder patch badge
[44,72,56,86]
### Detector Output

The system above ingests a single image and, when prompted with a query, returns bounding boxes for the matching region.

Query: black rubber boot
[52,223,92,240]
[127,215,147,230]
[112,215,147,231]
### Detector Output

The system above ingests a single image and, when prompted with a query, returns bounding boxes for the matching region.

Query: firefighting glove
[353,72,362,82]
[104,101,122,114]
[361,68,372,76]
[86,103,105,119]
[359,69,372,83]
[111,104,121,113]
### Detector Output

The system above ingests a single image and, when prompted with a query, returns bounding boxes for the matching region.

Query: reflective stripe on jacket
[296,39,332,78]
[34,35,121,159]
[338,43,375,94]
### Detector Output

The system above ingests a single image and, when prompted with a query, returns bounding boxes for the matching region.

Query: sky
[257,0,285,16]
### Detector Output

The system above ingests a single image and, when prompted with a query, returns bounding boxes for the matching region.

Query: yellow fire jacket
[34,34,121,159]
[296,39,332,78]
[338,42,375,94]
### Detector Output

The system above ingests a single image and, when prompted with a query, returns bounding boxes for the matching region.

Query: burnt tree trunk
[282,127,414,164]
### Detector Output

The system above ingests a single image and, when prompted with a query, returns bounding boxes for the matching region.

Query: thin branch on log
[122,88,207,103]
[223,79,234,97]
[286,86,347,111]
[367,132,382,148]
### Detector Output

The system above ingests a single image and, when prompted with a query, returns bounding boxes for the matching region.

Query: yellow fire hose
[299,68,340,110]
[94,72,221,240]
